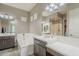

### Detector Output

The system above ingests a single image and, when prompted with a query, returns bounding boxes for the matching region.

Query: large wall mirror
[0,14,16,33]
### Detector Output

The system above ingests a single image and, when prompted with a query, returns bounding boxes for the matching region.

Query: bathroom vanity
[34,38,61,56]
[34,35,79,56]
[0,34,15,50]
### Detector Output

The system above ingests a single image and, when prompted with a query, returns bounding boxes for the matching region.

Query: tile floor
[0,47,20,56]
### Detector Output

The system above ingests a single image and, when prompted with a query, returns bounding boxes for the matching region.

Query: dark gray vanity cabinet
[34,38,47,56]
[0,36,15,50]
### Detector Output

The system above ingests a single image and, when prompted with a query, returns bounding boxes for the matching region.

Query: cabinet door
[39,45,46,56]
[34,44,40,56]
[4,37,9,48]
[0,38,4,50]
[34,43,46,56]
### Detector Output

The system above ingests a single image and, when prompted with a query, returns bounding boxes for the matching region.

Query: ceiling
[42,4,67,17]
[3,3,37,12]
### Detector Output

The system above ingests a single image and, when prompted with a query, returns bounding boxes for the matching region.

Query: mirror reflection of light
[0,14,4,18]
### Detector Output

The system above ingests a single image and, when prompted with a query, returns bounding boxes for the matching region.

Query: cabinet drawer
[34,38,47,47]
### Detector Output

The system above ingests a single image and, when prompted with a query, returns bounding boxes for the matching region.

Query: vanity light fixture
[0,13,14,20]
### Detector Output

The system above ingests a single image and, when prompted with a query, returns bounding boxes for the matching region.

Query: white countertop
[46,42,79,56]
[34,35,79,56]
[16,33,79,56]
[0,33,15,36]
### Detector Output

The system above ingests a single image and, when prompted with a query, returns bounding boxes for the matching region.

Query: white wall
[68,8,79,37]
[29,4,48,34]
